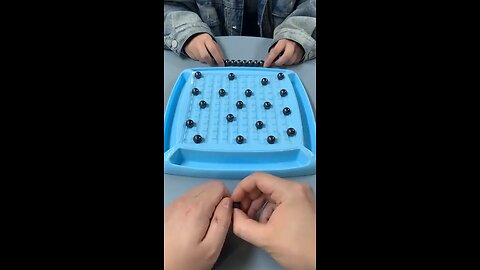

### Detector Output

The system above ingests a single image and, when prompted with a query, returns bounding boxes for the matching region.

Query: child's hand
[164,181,232,270]
[263,39,305,68]
[184,33,225,66]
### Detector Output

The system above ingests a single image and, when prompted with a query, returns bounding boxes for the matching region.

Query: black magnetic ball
[280,89,288,97]
[287,128,296,136]
[267,135,276,144]
[237,60,242,66]
[261,78,268,86]
[226,114,235,122]
[233,202,241,209]
[185,119,194,128]
[193,135,202,143]
[224,59,230,66]
[253,60,259,67]
[283,107,291,115]
[236,135,245,144]
[245,89,252,97]
[277,73,285,80]
[247,60,253,66]
[255,121,264,129]
[199,100,207,109]
[192,88,200,96]
[259,60,265,67]
[264,101,271,109]
[228,73,235,80]
[219,88,226,97]
[236,101,244,109]
[195,71,202,79]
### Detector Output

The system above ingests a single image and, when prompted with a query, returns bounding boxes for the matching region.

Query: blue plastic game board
[164,67,316,179]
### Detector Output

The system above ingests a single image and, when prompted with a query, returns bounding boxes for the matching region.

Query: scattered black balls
[287,128,296,136]
[199,100,207,109]
[194,71,202,79]
[219,88,226,97]
[236,101,244,109]
[245,89,252,97]
[280,89,288,97]
[236,135,245,144]
[193,135,202,143]
[228,73,235,80]
[261,78,269,85]
[226,114,235,122]
[255,121,264,129]
[192,88,200,96]
[267,135,276,144]
[283,107,291,115]
[264,101,271,109]
[277,73,285,80]
[185,119,194,128]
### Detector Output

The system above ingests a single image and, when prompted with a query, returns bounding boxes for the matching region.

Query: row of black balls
[193,87,288,97]
[191,98,292,113]
[194,71,285,82]
[223,59,264,67]
[192,128,296,144]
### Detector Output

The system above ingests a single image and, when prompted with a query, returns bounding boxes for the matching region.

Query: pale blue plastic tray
[164,67,315,179]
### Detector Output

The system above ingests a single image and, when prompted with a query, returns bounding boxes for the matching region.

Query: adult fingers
[183,181,230,217]
[233,208,268,247]
[274,42,295,67]
[247,195,267,219]
[258,202,277,224]
[201,197,232,251]
[263,41,286,67]
[231,172,290,204]
[205,41,224,66]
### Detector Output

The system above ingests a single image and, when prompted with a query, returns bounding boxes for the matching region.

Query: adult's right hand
[184,33,225,66]
[231,172,316,270]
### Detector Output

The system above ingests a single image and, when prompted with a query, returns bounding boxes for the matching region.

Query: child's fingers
[198,45,214,65]
[205,41,224,66]
[274,43,295,67]
[215,42,225,61]
[264,41,286,67]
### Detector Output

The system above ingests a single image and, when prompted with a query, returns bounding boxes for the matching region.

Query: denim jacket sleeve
[272,0,316,61]
[164,1,214,55]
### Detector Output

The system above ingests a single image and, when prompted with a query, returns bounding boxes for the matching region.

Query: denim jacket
[164,0,316,61]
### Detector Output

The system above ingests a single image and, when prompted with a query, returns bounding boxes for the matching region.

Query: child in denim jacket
[164,0,316,67]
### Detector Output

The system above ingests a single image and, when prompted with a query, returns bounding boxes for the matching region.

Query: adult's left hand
[164,181,232,270]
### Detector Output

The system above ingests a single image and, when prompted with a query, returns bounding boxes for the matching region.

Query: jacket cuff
[272,28,316,62]
[164,23,214,56]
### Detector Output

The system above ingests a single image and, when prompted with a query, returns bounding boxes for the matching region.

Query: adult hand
[231,172,316,270]
[263,39,305,68]
[164,181,232,270]
[184,33,225,66]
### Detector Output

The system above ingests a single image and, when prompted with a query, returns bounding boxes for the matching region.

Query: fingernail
[224,201,231,208]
